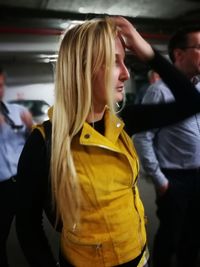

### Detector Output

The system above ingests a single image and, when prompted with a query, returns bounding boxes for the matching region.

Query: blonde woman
[16,16,200,267]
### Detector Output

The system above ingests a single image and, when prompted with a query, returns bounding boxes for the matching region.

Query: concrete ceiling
[0,0,200,55]
[0,0,200,19]
[0,0,200,84]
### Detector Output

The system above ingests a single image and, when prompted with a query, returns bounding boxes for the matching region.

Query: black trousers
[152,168,200,267]
[0,177,17,267]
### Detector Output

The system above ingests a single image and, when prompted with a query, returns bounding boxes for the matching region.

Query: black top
[16,51,200,267]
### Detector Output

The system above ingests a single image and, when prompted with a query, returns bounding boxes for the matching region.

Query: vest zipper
[132,186,144,251]
[96,243,102,257]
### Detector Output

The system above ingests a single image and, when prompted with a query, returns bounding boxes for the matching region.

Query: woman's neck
[86,111,104,123]
[86,106,106,123]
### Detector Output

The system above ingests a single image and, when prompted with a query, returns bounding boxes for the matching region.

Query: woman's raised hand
[112,16,155,62]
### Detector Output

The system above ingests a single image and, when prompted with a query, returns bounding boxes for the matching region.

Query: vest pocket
[61,231,104,266]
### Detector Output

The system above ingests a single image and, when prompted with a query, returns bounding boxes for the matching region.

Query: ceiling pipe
[0,26,62,35]
[0,25,170,40]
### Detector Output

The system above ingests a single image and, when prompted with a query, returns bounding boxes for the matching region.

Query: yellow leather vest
[58,110,147,266]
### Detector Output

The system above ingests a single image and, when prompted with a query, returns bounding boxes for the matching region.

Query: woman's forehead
[115,37,125,57]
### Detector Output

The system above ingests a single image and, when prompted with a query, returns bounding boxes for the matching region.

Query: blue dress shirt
[134,80,200,188]
[0,101,29,181]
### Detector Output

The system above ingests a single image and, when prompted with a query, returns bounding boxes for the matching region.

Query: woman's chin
[115,93,124,103]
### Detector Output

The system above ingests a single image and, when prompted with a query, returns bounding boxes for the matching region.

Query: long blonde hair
[51,17,117,228]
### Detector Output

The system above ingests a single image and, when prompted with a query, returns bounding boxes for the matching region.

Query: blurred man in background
[0,67,33,267]
[134,69,160,104]
[134,26,200,267]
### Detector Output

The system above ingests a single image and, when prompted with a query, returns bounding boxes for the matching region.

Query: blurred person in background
[0,67,33,267]
[134,69,160,104]
[134,26,200,267]
[147,70,160,85]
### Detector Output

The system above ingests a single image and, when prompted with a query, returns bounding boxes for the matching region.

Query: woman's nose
[120,64,130,81]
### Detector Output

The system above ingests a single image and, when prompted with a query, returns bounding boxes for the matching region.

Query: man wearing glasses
[0,68,33,267]
[134,27,200,267]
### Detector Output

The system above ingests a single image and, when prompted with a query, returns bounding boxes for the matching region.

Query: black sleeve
[120,51,200,135]
[15,129,58,267]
